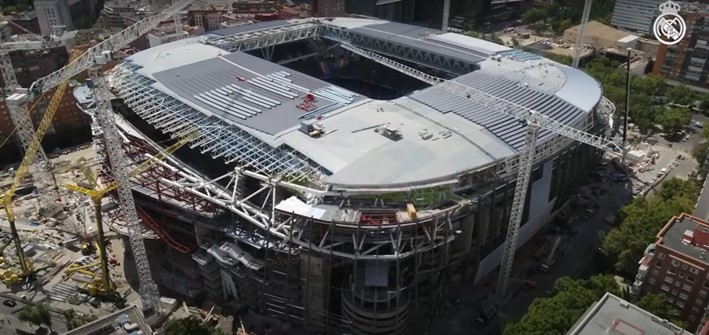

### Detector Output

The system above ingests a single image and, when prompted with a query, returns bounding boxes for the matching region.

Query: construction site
[0,0,629,334]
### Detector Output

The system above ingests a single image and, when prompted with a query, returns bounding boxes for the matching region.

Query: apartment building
[611,0,664,34]
[652,2,709,88]
[631,213,709,330]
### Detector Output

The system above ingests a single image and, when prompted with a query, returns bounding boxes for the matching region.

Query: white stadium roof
[110,18,603,189]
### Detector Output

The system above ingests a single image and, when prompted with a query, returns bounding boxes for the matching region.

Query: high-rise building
[652,2,709,88]
[34,0,73,36]
[611,0,664,34]
[631,213,709,330]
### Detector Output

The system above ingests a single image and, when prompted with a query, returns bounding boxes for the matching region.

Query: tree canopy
[503,275,620,335]
[62,310,97,330]
[164,316,226,335]
[600,178,699,277]
[635,293,687,329]
[519,0,615,34]
[655,107,691,134]
[18,303,53,332]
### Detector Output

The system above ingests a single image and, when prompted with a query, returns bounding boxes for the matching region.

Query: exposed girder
[203,22,321,53]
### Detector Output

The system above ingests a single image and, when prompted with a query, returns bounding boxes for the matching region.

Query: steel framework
[110,63,322,183]
[203,22,321,53]
[319,24,476,75]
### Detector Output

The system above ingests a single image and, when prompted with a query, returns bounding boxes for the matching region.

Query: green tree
[522,8,546,24]
[700,94,709,110]
[692,141,709,165]
[18,303,53,332]
[600,178,699,276]
[545,3,561,18]
[510,37,520,47]
[667,85,695,105]
[635,293,684,326]
[644,59,655,74]
[503,275,620,335]
[655,107,691,134]
[164,316,226,335]
[62,310,97,330]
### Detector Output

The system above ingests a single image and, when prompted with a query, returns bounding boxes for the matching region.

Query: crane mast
[88,63,161,313]
[572,0,594,68]
[442,0,451,32]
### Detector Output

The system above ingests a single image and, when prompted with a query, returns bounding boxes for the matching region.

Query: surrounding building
[95,18,613,334]
[563,20,639,50]
[62,305,153,335]
[611,0,664,34]
[188,9,225,32]
[6,11,41,35]
[652,2,709,88]
[34,0,73,36]
[147,24,205,48]
[0,46,70,89]
[101,0,151,32]
[345,0,417,23]
[314,0,346,17]
[567,292,692,334]
[631,213,709,330]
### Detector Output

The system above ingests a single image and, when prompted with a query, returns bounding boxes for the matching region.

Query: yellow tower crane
[0,49,83,286]
[62,132,196,297]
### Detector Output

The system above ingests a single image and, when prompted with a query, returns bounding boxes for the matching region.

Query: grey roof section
[278,99,516,187]
[567,292,691,335]
[661,216,708,263]
[408,71,588,151]
[152,51,364,135]
[209,20,293,37]
[349,23,486,64]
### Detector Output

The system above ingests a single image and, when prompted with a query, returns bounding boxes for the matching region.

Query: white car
[695,121,704,128]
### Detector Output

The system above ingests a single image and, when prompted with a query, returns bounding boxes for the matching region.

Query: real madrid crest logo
[653,0,687,46]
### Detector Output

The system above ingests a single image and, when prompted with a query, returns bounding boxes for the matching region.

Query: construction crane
[332,42,623,298]
[442,0,451,32]
[572,0,594,68]
[18,0,196,313]
[62,133,195,298]
[1,17,69,214]
[0,49,82,286]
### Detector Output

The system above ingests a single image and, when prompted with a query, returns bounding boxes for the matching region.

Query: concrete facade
[653,6,709,88]
[34,0,73,36]
[611,0,663,34]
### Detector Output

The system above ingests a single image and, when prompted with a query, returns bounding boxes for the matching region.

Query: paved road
[0,298,69,335]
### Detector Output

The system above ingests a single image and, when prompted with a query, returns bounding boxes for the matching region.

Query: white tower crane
[0,21,67,214]
[572,0,594,68]
[24,0,197,313]
[334,42,622,297]
[442,0,451,32]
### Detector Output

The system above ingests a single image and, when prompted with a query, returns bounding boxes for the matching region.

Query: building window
[672,259,681,267]
[665,276,675,284]
[688,276,696,283]
[684,284,693,292]
[649,277,657,285]
[700,289,708,298]
[691,267,700,275]
[676,300,685,309]
[658,252,666,260]
[704,281,709,288]
[662,284,671,292]
[680,292,689,300]
[668,267,677,275]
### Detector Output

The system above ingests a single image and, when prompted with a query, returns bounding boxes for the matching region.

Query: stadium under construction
[80,17,615,334]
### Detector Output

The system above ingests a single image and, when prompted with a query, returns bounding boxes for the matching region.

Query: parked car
[3,299,17,307]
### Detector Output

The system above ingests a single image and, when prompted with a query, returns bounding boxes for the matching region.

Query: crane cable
[0,126,17,151]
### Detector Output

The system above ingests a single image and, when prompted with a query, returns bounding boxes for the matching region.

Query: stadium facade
[83,17,615,334]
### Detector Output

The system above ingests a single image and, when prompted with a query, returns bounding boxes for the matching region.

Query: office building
[315,0,346,17]
[611,0,664,34]
[34,0,73,36]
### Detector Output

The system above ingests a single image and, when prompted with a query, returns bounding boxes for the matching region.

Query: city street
[0,298,68,335]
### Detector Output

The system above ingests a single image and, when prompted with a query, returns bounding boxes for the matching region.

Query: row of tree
[505,177,698,334]
[520,0,616,34]
[600,178,700,277]
[584,57,696,134]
